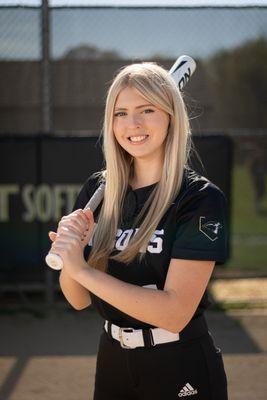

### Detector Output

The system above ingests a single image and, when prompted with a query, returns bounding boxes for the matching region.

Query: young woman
[49,62,228,400]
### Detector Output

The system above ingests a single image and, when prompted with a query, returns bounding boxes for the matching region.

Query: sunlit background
[0,2,267,400]
[1,0,266,278]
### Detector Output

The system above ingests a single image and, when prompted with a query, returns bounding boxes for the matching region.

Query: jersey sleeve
[171,184,228,264]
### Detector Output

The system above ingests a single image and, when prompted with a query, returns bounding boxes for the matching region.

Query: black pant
[93,326,228,400]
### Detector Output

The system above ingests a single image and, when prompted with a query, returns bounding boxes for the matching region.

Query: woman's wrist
[73,261,91,283]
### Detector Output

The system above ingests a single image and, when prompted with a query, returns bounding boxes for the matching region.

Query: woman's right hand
[48,209,95,249]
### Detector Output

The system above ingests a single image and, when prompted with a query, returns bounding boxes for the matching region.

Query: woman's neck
[130,156,163,190]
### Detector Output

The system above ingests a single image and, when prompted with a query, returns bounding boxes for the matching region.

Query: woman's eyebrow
[114,103,154,111]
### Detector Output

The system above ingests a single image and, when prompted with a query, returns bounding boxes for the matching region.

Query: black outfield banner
[0,136,103,283]
[0,134,232,285]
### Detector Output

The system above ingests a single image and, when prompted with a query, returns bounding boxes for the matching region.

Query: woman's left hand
[49,209,94,280]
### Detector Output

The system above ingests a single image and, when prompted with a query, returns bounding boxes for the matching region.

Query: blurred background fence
[0,1,267,305]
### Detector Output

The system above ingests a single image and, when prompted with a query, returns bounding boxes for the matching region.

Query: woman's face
[113,86,170,162]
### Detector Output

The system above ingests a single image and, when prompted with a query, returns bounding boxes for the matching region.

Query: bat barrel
[169,55,196,90]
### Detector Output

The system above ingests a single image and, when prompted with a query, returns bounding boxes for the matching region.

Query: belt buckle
[118,327,134,349]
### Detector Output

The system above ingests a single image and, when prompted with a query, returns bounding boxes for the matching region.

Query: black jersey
[72,167,228,329]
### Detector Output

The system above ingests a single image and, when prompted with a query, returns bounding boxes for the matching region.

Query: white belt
[104,320,180,349]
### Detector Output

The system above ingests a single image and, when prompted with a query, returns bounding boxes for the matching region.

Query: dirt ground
[0,305,266,400]
[210,277,267,305]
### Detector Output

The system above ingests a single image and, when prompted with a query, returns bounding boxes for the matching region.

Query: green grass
[210,301,267,311]
[225,164,267,272]
[225,244,267,272]
[231,164,267,235]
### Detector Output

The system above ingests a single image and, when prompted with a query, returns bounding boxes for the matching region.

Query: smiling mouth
[128,135,149,143]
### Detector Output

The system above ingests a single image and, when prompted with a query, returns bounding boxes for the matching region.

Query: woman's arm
[74,259,215,332]
[50,209,215,331]
[59,267,92,310]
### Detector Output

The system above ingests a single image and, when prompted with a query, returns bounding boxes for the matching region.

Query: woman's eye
[114,109,154,117]
[143,108,154,114]
[114,112,126,117]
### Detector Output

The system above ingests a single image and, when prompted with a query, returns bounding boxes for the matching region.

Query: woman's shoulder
[83,170,106,192]
[181,167,226,200]
[170,167,228,219]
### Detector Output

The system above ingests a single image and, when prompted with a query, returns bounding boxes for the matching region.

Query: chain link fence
[0,3,266,133]
[0,2,267,286]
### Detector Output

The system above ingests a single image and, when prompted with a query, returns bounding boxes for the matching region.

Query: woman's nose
[127,114,141,128]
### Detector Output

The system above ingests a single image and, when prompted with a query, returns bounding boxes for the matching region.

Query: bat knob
[45,253,64,270]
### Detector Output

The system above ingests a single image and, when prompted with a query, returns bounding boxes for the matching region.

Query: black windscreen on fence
[0,134,232,285]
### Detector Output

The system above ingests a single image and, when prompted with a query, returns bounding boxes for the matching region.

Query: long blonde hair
[88,62,193,272]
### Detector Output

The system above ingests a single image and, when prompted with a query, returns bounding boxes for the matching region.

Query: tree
[206,37,267,129]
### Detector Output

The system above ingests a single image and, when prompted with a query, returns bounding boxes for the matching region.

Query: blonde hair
[88,62,193,272]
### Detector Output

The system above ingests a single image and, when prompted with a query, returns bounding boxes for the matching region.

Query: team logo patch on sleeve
[199,216,222,241]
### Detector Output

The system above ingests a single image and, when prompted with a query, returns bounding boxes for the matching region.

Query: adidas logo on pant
[178,383,198,397]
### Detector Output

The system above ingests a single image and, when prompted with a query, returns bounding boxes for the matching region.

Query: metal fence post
[41,0,54,307]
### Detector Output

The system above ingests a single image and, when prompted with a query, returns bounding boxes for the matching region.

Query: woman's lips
[127,135,149,145]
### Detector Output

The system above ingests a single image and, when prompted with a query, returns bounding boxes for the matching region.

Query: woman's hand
[48,209,95,279]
